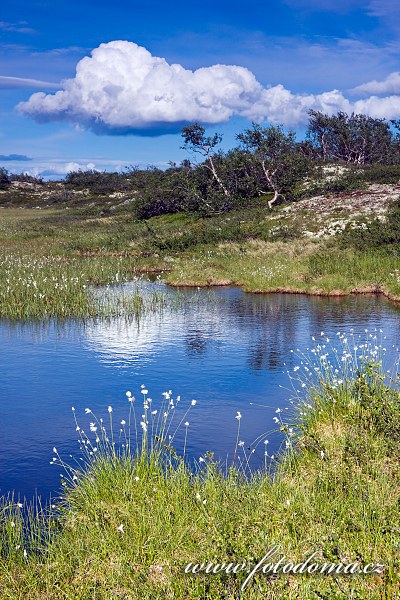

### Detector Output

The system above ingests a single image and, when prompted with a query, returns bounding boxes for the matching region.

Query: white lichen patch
[282,183,399,239]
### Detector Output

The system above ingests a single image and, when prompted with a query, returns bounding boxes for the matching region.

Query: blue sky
[1,0,400,178]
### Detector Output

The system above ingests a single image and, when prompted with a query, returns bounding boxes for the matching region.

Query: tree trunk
[267,189,280,208]
[207,152,229,196]
[261,160,280,208]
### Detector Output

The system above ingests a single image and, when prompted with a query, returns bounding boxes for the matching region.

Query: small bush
[10,172,43,184]
[340,198,400,251]
[0,167,11,189]
[134,192,183,219]
[359,163,400,184]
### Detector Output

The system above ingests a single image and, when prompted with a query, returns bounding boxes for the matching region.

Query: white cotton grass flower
[134,476,139,481]
[66,385,203,479]
[117,524,124,533]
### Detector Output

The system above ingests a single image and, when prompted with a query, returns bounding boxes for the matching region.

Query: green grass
[162,241,400,299]
[1,354,399,599]
[1,194,400,320]
[0,251,172,320]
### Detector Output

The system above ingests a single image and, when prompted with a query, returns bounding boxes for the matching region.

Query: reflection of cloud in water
[84,284,400,370]
[84,313,173,364]
[83,302,228,366]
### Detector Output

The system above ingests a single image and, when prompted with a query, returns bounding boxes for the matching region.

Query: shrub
[10,172,43,184]
[359,163,400,184]
[0,167,11,189]
[340,198,400,251]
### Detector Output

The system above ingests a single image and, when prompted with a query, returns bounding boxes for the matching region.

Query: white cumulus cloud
[17,40,400,134]
[353,95,400,119]
[352,71,400,95]
[243,86,352,125]
[18,41,262,133]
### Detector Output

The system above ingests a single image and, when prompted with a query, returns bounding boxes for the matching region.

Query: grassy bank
[1,348,399,599]
[1,184,400,319]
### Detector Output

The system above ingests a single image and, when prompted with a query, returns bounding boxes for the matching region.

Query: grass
[1,187,400,320]
[0,251,173,320]
[163,241,400,299]
[1,338,399,598]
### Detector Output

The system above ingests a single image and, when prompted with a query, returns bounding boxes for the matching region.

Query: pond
[1,282,399,501]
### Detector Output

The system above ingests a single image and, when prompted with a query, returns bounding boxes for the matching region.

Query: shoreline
[162,274,400,304]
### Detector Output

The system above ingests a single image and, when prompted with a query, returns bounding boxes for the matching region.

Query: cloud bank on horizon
[18,40,400,135]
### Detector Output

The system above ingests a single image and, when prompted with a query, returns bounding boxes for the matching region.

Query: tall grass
[0,253,176,320]
[0,334,399,598]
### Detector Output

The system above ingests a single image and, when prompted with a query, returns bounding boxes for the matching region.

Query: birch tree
[237,123,305,207]
[181,123,229,197]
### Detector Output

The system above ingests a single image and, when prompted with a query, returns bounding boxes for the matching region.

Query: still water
[1,282,399,500]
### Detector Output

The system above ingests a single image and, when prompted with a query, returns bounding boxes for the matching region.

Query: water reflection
[0,284,399,500]
[84,287,400,373]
